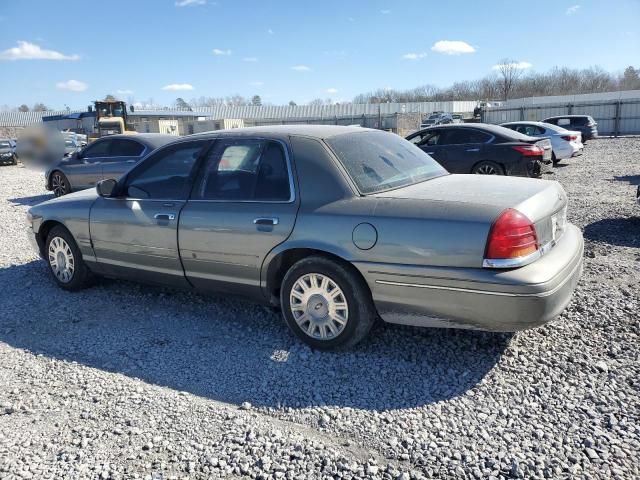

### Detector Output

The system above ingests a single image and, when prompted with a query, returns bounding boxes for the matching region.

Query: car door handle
[425,151,435,155]
[253,217,279,226]
[154,213,175,221]
[465,148,480,152]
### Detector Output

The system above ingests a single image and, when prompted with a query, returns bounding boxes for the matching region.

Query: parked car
[501,121,583,164]
[27,126,583,349]
[0,138,17,165]
[63,138,81,158]
[406,124,553,177]
[45,133,175,197]
[451,114,464,124]
[542,115,598,142]
[421,112,454,127]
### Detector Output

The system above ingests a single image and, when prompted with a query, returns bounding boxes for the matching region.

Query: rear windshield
[0,141,10,148]
[325,131,447,194]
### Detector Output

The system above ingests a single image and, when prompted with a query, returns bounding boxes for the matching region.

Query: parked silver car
[501,121,583,164]
[27,126,583,349]
[45,134,175,197]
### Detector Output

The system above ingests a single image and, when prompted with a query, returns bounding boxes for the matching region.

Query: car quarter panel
[28,189,97,261]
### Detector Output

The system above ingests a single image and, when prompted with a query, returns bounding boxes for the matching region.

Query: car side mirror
[96,178,117,197]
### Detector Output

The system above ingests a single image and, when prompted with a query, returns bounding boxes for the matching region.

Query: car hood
[42,187,98,206]
[374,174,566,224]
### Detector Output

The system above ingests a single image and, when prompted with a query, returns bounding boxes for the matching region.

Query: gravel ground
[0,138,638,480]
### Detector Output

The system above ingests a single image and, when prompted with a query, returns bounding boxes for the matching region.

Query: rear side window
[557,118,571,126]
[195,140,291,201]
[441,129,491,145]
[110,139,145,157]
[571,117,589,126]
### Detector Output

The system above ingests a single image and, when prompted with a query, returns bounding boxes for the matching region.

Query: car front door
[89,139,210,286]
[66,138,112,189]
[101,138,147,181]
[413,130,447,167]
[179,138,298,298]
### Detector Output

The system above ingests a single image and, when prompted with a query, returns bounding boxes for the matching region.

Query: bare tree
[18,104,30,112]
[104,94,117,102]
[495,58,524,101]
[32,103,48,112]
[251,95,262,106]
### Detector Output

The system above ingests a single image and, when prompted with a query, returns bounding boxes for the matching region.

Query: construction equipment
[89,100,134,140]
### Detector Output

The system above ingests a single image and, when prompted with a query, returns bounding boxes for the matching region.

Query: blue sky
[1,0,638,109]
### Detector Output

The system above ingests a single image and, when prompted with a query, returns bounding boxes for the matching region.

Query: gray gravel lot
[0,137,638,479]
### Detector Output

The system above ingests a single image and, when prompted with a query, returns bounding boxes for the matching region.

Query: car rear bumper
[355,224,584,332]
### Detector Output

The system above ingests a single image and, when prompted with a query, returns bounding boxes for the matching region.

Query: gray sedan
[45,133,176,197]
[27,126,583,349]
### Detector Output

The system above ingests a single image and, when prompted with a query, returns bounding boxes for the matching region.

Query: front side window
[82,140,111,158]
[441,129,490,145]
[326,131,446,194]
[195,139,291,201]
[125,140,207,199]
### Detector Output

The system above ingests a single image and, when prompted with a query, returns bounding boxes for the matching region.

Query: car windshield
[325,131,447,194]
[0,141,10,148]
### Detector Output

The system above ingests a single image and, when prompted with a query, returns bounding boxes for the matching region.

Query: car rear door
[101,138,147,181]
[89,139,210,286]
[178,137,298,299]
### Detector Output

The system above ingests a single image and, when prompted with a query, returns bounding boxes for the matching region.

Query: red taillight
[485,209,539,261]
[561,135,577,141]
[512,145,544,157]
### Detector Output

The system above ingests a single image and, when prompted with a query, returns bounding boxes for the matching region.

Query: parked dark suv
[542,115,598,142]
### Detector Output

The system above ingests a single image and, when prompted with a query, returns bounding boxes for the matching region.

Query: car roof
[501,121,544,126]
[96,133,177,149]
[188,124,374,140]
[414,123,538,142]
[543,115,592,119]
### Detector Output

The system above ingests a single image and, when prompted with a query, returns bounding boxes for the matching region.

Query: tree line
[353,63,640,104]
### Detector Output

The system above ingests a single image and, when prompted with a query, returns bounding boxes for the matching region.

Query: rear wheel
[46,225,91,291]
[552,153,560,165]
[280,256,377,350]
[51,171,70,197]
[472,161,504,175]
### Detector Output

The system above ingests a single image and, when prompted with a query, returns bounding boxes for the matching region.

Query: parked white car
[501,121,583,164]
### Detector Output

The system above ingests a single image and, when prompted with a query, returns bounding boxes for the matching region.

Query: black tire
[552,153,560,165]
[45,225,92,291]
[50,170,71,197]
[471,161,504,175]
[280,255,377,350]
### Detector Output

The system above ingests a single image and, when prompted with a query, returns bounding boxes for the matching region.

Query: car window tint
[125,140,206,199]
[110,139,145,157]
[195,140,291,201]
[572,117,588,126]
[408,134,423,145]
[557,118,571,126]
[441,129,490,145]
[420,132,441,146]
[82,140,111,158]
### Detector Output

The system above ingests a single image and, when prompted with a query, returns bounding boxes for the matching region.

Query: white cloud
[327,88,338,94]
[212,48,231,56]
[162,83,194,91]
[116,89,133,95]
[56,80,88,92]
[291,65,311,72]
[0,41,79,61]
[175,0,205,6]
[402,52,427,60]
[380,9,391,14]
[492,61,533,70]
[250,81,264,86]
[267,29,274,35]
[243,57,258,62]
[431,40,476,55]
[566,4,580,14]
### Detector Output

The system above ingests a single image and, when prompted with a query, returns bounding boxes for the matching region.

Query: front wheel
[280,256,377,350]
[472,161,504,175]
[46,225,92,291]
[50,171,70,197]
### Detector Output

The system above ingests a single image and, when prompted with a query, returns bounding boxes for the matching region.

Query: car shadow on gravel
[612,174,640,185]
[583,217,640,248]
[0,261,510,411]
[9,193,54,206]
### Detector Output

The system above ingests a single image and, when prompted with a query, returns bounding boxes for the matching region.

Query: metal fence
[482,99,640,136]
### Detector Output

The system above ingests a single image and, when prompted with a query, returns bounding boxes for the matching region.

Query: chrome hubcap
[289,273,349,340]
[48,237,75,283]
[52,174,68,197]
[476,164,497,175]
